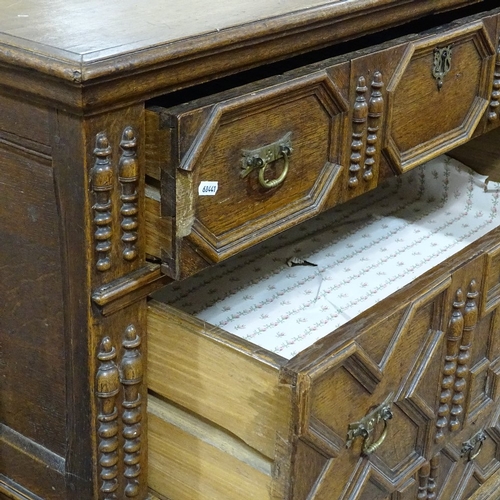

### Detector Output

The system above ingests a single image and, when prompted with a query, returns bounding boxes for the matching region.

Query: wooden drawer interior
[147,243,500,499]
[147,303,288,500]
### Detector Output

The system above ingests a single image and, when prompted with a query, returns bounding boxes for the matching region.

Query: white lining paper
[155,156,500,359]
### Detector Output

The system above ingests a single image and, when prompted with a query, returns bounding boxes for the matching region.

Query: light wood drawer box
[145,8,500,281]
[147,222,500,500]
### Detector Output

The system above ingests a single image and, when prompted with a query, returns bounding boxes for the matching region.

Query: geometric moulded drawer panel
[148,67,349,279]
[384,20,496,174]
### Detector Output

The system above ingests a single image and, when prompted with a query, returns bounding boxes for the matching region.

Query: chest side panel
[0,93,66,494]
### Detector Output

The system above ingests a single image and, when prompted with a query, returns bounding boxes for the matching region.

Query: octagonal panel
[289,274,453,500]
[170,70,349,263]
[384,21,495,174]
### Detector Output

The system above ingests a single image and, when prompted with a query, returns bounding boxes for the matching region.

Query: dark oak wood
[1,1,500,499]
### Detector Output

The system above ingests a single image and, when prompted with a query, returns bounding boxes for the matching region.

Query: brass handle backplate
[346,395,393,456]
[241,132,292,189]
[461,430,487,461]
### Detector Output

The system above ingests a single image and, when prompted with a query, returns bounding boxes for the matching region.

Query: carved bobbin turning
[450,280,478,431]
[119,127,139,262]
[96,337,120,499]
[364,72,384,182]
[418,462,430,500]
[427,455,439,500]
[418,455,440,500]
[489,39,500,122]
[92,133,114,272]
[349,77,368,188]
[120,325,144,497]
[436,288,464,443]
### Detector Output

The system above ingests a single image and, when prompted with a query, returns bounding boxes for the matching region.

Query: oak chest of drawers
[2,1,500,499]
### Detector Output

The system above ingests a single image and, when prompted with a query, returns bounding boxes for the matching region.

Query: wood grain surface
[1,0,499,498]
[0,0,487,83]
[0,0,472,57]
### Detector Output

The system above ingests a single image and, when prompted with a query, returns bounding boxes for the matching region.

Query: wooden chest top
[0,0,482,88]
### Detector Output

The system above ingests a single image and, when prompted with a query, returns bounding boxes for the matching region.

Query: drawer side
[147,300,293,460]
[148,395,273,500]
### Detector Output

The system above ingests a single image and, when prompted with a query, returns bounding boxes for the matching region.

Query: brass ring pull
[257,148,290,189]
[469,440,484,461]
[461,430,486,462]
[346,395,393,456]
[363,418,389,455]
[241,132,292,190]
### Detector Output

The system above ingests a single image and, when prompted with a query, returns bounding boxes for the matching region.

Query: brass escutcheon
[241,132,292,189]
[346,394,393,455]
[432,45,452,91]
[461,430,487,461]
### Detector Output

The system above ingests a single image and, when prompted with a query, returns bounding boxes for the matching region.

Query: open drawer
[145,7,500,281]
[145,59,350,280]
[147,155,500,500]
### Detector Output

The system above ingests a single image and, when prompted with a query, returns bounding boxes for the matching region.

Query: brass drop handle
[258,147,290,189]
[241,132,292,189]
[346,395,393,456]
[363,410,391,454]
[461,430,487,461]
[469,440,484,461]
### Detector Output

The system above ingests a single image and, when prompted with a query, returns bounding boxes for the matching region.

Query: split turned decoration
[436,288,464,443]
[348,76,367,188]
[95,325,144,499]
[92,126,140,274]
[418,455,440,500]
[92,134,114,272]
[450,280,478,431]
[119,127,140,262]
[96,337,120,499]
[120,325,144,498]
[488,38,500,122]
[93,125,145,498]
[349,72,383,188]
[363,72,384,182]
[436,280,479,443]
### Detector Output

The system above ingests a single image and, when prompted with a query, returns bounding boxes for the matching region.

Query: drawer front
[177,74,347,258]
[384,20,496,174]
[292,277,452,499]
[149,65,349,278]
[290,247,500,499]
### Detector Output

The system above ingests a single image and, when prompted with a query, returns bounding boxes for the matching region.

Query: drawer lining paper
[154,155,500,359]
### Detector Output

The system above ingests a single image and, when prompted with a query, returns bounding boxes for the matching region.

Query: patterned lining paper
[154,156,500,360]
